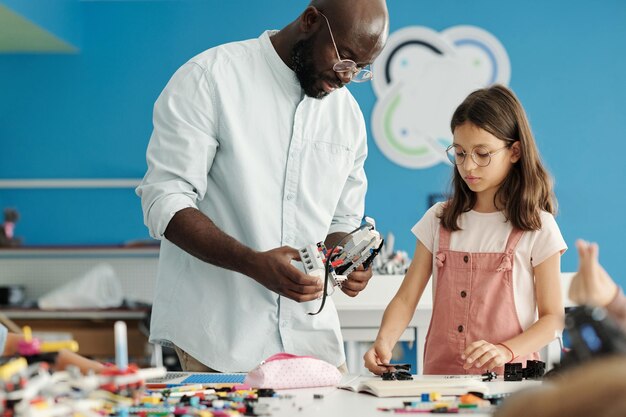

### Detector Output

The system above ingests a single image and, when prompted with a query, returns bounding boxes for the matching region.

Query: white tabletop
[262,376,542,417]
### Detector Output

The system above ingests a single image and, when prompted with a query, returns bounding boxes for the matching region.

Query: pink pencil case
[244,353,342,389]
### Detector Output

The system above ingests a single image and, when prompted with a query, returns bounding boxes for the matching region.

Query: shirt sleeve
[136,62,219,239]
[411,202,443,253]
[0,324,7,355]
[328,114,368,235]
[530,212,568,267]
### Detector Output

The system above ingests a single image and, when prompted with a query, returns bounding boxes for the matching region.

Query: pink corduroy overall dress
[422,225,540,374]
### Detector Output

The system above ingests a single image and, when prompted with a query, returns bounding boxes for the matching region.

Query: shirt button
[458,325,464,333]
[460,291,467,298]
[286,194,294,200]
[463,255,469,263]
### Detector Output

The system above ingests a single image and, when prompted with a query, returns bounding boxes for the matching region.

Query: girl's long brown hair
[440,84,556,231]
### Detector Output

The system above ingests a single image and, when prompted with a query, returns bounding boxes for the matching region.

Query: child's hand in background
[363,342,393,375]
[462,340,513,371]
[568,240,618,307]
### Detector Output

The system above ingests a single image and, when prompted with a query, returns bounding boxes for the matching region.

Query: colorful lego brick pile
[0,357,274,417]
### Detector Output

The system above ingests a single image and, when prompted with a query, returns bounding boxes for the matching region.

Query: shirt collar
[260,30,302,93]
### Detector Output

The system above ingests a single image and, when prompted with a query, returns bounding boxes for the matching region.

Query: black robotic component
[380,363,413,381]
[504,360,545,381]
[523,360,546,379]
[541,305,626,378]
[562,305,626,365]
[503,363,523,381]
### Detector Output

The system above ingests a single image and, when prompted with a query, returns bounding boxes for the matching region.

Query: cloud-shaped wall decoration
[371,25,510,169]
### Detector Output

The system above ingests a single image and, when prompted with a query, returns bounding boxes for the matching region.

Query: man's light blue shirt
[137,31,368,372]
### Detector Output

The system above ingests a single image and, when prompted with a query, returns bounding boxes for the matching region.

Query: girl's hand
[462,340,513,371]
[363,343,393,375]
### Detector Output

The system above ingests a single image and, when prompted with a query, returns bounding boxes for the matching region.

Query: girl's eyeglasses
[446,144,510,167]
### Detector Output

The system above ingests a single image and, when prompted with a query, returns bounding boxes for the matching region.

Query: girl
[364,85,566,375]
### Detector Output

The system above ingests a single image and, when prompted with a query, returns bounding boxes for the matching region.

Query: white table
[263,376,542,417]
[332,273,576,373]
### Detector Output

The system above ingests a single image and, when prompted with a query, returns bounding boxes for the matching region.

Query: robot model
[299,217,384,289]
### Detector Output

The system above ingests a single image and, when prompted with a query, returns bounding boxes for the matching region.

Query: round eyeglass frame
[318,11,373,83]
[445,143,512,167]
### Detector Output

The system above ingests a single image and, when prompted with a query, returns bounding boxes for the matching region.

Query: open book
[338,375,489,397]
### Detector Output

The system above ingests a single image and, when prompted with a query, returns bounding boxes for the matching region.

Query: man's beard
[291,38,330,99]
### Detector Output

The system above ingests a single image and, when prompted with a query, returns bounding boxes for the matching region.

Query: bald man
[137,0,389,372]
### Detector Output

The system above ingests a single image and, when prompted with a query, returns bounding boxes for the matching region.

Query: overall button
[463,255,469,263]
[460,290,467,298]
[458,325,464,333]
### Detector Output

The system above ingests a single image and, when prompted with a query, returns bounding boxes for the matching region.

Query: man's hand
[249,246,323,302]
[341,264,373,297]
[163,209,323,302]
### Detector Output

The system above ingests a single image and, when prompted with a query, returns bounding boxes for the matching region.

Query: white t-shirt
[412,202,567,330]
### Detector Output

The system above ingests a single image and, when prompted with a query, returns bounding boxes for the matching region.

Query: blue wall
[1,1,625,285]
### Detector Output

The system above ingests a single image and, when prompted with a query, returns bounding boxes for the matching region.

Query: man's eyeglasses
[445,144,511,167]
[318,12,373,83]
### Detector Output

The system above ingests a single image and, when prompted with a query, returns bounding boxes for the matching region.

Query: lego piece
[523,360,545,379]
[459,393,483,404]
[17,325,79,357]
[504,360,546,381]
[0,357,27,382]
[114,321,129,371]
[17,326,41,356]
[257,388,275,397]
[380,363,413,381]
[432,404,451,413]
[504,363,524,381]
[299,243,327,280]
[378,362,411,371]
[381,369,412,380]
[481,371,497,382]
[333,226,384,277]
[482,392,510,406]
